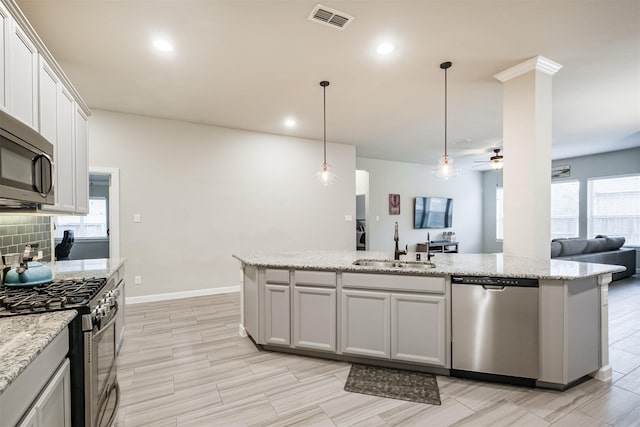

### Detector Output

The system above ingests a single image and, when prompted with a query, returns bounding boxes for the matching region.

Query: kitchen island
[233,251,625,389]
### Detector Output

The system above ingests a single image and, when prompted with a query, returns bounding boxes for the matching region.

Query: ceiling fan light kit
[432,61,460,180]
[317,80,337,186]
[490,148,504,169]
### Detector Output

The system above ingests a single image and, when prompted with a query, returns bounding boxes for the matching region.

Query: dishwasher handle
[482,285,506,291]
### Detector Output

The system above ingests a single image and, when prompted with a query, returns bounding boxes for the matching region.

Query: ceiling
[17,0,640,169]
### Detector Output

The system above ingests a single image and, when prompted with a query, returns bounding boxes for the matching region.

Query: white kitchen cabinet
[264,283,290,346]
[37,56,57,144]
[55,87,75,211]
[8,20,37,129]
[391,293,446,365]
[74,105,89,213]
[0,2,10,111]
[341,289,391,358]
[18,358,71,427]
[293,286,336,352]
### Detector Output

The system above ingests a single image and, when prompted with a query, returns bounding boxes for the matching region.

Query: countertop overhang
[233,251,625,281]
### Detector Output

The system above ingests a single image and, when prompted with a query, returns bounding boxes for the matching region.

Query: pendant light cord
[444,66,447,158]
[323,83,327,164]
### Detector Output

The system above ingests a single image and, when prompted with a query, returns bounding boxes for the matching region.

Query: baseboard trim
[126,286,240,304]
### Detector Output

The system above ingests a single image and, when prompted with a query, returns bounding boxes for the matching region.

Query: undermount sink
[352,260,436,269]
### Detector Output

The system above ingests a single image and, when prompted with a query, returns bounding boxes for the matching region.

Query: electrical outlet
[134,214,141,223]
[134,275,142,285]
[345,215,353,221]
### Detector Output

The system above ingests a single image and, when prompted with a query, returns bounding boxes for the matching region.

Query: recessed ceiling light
[153,39,173,52]
[284,118,296,127]
[376,42,394,55]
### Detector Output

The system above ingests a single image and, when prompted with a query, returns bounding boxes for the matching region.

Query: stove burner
[0,277,107,315]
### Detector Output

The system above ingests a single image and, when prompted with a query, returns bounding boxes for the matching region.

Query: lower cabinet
[342,289,446,367]
[391,293,446,365]
[19,358,71,427]
[293,286,336,352]
[264,283,290,346]
[341,289,391,358]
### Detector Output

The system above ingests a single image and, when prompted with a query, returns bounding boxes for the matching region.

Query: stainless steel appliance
[451,276,539,383]
[0,109,54,206]
[0,275,121,426]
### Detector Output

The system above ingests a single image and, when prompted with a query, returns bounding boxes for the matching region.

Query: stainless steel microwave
[0,110,54,207]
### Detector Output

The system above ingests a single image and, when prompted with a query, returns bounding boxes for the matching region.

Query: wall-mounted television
[414,197,453,229]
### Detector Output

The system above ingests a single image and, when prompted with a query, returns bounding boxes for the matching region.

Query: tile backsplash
[0,216,52,262]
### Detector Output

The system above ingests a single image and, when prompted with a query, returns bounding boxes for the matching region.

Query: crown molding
[494,55,563,82]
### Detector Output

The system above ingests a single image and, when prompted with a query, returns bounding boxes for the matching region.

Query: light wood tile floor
[115,275,640,427]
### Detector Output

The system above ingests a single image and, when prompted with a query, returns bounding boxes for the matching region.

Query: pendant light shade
[317,80,337,185]
[432,61,460,180]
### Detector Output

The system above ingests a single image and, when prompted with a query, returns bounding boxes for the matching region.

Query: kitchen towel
[344,363,441,405]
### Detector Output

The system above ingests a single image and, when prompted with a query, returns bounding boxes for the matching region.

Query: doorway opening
[53,167,120,261]
[356,170,370,251]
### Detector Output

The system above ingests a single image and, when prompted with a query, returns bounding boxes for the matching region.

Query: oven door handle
[93,306,118,338]
[98,382,120,427]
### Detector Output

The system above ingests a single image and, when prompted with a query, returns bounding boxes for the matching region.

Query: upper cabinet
[74,107,88,214]
[8,21,37,128]
[2,0,91,213]
[0,2,10,111]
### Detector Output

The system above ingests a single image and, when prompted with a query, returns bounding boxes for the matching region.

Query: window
[588,175,640,246]
[551,181,580,239]
[55,198,108,239]
[496,181,580,240]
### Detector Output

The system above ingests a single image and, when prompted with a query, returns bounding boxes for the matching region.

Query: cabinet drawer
[265,269,289,284]
[295,270,336,287]
[342,273,445,293]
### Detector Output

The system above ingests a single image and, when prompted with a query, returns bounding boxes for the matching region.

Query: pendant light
[432,61,460,180]
[317,80,337,185]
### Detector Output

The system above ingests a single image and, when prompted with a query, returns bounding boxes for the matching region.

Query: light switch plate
[134,214,141,223]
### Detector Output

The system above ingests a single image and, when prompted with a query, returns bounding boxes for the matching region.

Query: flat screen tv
[414,197,453,229]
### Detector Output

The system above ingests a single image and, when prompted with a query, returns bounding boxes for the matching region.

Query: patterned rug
[344,364,441,405]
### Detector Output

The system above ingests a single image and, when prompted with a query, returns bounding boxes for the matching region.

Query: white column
[494,56,562,260]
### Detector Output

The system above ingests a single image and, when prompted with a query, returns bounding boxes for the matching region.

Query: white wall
[356,157,484,254]
[89,110,356,297]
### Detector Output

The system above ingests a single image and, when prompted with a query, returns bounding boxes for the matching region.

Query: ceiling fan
[473,148,504,170]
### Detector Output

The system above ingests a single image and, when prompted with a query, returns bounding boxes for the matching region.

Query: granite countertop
[51,257,125,281]
[0,310,77,395]
[233,250,626,280]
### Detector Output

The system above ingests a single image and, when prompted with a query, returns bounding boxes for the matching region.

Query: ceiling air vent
[308,4,354,30]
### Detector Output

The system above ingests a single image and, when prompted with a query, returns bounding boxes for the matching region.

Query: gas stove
[0,277,108,316]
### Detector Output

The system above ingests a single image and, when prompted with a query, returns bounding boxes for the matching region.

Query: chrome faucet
[393,222,407,260]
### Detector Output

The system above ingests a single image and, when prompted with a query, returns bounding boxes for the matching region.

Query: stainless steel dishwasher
[451,276,539,383]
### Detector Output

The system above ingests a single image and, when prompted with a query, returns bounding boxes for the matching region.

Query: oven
[82,277,120,427]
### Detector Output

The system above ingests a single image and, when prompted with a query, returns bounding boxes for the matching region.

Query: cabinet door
[0,2,10,111]
[391,293,446,366]
[37,358,71,427]
[341,289,390,358]
[18,358,71,427]
[38,57,58,144]
[265,284,290,346]
[74,106,89,213]
[43,86,74,212]
[293,286,336,352]
[8,22,38,128]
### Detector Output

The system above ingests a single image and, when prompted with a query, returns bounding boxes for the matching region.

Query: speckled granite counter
[233,250,625,280]
[0,310,77,394]
[51,257,125,281]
